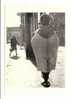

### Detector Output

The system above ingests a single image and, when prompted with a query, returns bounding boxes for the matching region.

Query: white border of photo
[1,0,73,99]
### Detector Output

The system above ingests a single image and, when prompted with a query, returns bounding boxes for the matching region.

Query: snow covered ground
[5,44,65,89]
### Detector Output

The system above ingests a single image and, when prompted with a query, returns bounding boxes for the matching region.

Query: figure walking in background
[31,14,59,87]
[9,36,19,57]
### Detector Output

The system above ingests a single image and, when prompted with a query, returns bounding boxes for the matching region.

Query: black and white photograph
[2,0,73,98]
[5,10,65,88]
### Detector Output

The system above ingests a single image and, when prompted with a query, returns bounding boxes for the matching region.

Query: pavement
[5,43,65,88]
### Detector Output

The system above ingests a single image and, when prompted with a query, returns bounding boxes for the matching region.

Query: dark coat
[10,36,18,51]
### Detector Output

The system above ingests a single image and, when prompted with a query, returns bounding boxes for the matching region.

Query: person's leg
[9,48,13,57]
[26,45,34,60]
[42,72,49,82]
[26,47,30,59]
[9,51,11,57]
[41,72,50,87]
[15,49,17,56]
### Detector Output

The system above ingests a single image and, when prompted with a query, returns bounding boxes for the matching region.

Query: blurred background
[6,12,65,46]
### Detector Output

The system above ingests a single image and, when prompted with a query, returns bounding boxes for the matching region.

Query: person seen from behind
[9,36,19,57]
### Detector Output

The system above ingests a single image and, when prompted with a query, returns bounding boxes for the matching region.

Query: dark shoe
[41,81,50,87]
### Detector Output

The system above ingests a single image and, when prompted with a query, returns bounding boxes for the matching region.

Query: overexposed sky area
[5,0,64,27]
[6,6,21,27]
[6,5,41,27]
[6,9,18,27]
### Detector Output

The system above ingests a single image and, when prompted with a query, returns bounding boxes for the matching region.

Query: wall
[49,13,65,46]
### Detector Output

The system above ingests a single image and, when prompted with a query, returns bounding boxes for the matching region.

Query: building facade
[17,13,38,46]
[7,13,65,46]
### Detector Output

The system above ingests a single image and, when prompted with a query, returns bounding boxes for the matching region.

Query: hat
[40,14,50,25]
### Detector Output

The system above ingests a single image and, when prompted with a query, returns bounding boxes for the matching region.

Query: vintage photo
[5,11,65,88]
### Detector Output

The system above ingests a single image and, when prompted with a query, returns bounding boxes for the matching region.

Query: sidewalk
[5,44,65,88]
